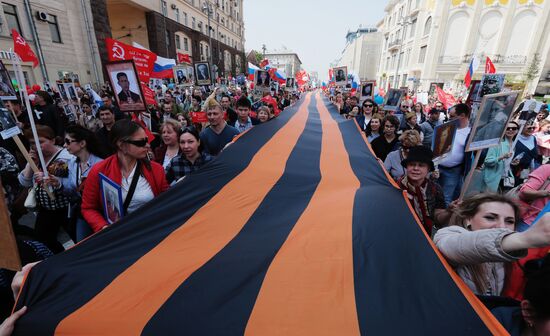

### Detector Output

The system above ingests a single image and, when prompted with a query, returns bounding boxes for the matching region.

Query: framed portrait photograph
[475,73,505,102]
[270,81,279,94]
[173,65,194,86]
[194,62,211,86]
[63,104,77,123]
[360,81,374,99]
[432,120,458,162]
[285,77,295,91]
[0,107,20,140]
[0,61,16,100]
[99,173,124,225]
[333,66,347,85]
[63,83,78,102]
[428,82,444,97]
[383,88,404,111]
[57,82,68,101]
[466,90,520,152]
[105,60,146,112]
[465,80,481,106]
[255,70,271,91]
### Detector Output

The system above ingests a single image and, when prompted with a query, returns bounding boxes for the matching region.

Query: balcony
[438,56,462,64]
[387,39,401,51]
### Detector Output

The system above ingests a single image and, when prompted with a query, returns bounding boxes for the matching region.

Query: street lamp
[202,1,215,81]
[393,16,412,89]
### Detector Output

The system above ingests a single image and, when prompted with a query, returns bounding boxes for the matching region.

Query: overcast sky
[243,0,386,80]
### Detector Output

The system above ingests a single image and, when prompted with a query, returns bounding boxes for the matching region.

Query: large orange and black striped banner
[13,92,507,335]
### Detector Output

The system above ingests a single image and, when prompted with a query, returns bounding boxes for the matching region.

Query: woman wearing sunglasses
[47,125,104,242]
[480,121,518,193]
[81,120,169,232]
[356,99,378,132]
[165,126,212,185]
[512,120,541,186]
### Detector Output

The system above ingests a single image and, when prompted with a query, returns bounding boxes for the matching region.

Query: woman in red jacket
[81,119,169,232]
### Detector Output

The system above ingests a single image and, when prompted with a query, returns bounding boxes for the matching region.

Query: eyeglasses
[506,127,518,131]
[64,138,78,145]
[527,127,536,130]
[363,104,373,108]
[124,138,148,147]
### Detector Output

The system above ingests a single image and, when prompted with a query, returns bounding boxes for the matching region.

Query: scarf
[399,175,433,234]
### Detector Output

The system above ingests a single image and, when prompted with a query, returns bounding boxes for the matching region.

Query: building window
[161,0,167,16]
[183,12,188,26]
[47,14,62,43]
[184,37,189,51]
[175,8,180,22]
[192,17,196,29]
[424,17,432,36]
[198,21,203,33]
[166,30,170,46]
[418,45,427,63]
[410,19,416,38]
[200,43,204,60]
[205,45,209,58]
[175,35,181,49]
[2,3,21,34]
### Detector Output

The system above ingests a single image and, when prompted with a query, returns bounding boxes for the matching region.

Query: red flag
[131,113,155,143]
[268,68,277,80]
[177,53,192,64]
[191,111,208,123]
[260,59,269,69]
[295,70,310,87]
[141,83,156,106]
[435,86,457,109]
[105,38,156,82]
[328,69,334,82]
[12,30,38,67]
[485,56,496,74]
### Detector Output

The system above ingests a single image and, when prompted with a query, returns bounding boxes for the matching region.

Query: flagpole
[12,52,51,183]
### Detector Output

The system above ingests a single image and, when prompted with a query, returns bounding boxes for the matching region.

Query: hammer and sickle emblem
[15,36,26,46]
[112,43,125,60]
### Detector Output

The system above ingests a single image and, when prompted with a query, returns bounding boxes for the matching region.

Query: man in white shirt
[437,103,472,205]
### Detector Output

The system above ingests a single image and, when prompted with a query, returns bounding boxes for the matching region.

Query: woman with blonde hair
[153,118,182,170]
[434,193,550,296]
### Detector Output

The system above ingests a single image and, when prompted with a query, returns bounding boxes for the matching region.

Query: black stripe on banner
[322,96,492,335]
[141,95,322,335]
[13,98,310,336]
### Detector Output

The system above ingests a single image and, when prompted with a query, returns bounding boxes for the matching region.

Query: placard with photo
[63,83,78,102]
[0,107,20,139]
[428,82,444,97]
[466,91,520,152]
[57,82,68,101]
[99,173,124,225]
[173,65,194,86]
[383,88,404,111]
[432,120,458,162]
[194,62,212,86]
[255,70,271,91]
[475,73,505,103]
[360,81,374,99]
[465,80,481,106]
[285,77,295,91]
[333,66,347,85]
[0,61,16,100]
[105,60,146,112]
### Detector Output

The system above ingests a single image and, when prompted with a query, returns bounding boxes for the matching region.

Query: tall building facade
[264,49,302,77]
[92,0,247,78]
[0,0,102,86]
[335,26,382,81]
[377,0,550,94]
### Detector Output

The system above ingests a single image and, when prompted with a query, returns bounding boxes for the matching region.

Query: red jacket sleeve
[81,164,108,232]
[153,162,170,194]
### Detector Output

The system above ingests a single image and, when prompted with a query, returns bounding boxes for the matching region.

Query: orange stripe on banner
[55,94,313,335]
[401,193,509,335]
[245,92,361,335]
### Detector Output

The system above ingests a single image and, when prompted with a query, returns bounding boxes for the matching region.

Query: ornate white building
[264,49,302,77]
[377,0,550,95]
[335,26,383,81]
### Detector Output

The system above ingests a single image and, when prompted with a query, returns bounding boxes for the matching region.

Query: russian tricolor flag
[132,42,176,79]
[248,62,259,81]
[464,55,480,88]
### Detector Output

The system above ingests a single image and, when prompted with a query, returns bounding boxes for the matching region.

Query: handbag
[24,187,37,210]
[503,170,515,188]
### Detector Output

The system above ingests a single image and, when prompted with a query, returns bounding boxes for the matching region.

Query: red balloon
[32,84,41,91]
[26,88,34,95]
[26,85,31,90]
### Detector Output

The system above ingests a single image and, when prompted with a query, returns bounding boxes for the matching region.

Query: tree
[253,50,263,65]
[524,53,541,94]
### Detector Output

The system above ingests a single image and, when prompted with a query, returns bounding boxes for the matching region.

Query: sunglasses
[363,104,373,108]
[401,106,410,109]
[506,127,518,131]
[124,138,148,147]
[64,138,78,145]
[527,127,536,130]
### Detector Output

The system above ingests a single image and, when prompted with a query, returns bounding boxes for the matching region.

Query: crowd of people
[327,87,550,334]
[0,80,300,333]
[1,79,550,334]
